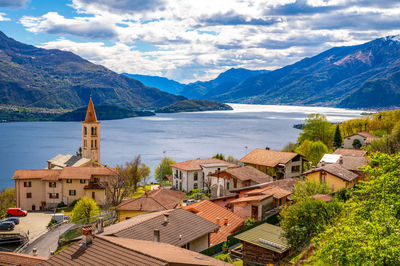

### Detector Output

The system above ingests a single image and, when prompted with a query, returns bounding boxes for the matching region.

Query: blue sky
[1,0,400,83]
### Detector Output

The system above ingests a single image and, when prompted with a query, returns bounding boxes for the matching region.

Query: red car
[7,208,27,217]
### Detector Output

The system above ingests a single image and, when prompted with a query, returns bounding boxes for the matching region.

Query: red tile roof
[230,194,271,203]
[117,188,186,211]
[245,186,292,199]
[225,166,273,184]
[0,251,47,265]
[183,200,244,245]
[240,149,300,167]
[12,167,117,181]
[84,97,98,122]
[171,158,238,171]
[12,169,62,180]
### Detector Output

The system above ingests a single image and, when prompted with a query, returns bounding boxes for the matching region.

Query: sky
[0,0,400,83]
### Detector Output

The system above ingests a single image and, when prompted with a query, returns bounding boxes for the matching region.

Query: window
[91,140,94,148]
[93,178,99,183]
[194,172,198,181]
[26,193,32,198]
[49,182,56,188]
[193,183,198,189]
[24,181,32,187]
[80,179,86,184]
[69,190,76,196]
[92,192,95,199]
[49,193,59,199]
[84,140,87,148]
[84,127,87,136]
[227,182,230,190]
[66,179,72,183]
[291,165,300,173]
[179,171,182,179]
[95,139,97,148]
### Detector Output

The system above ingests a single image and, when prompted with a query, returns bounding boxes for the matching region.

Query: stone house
[240,148,304,179]
[234,223,290,265]
[171,158,238,193]
[343,131,379,149]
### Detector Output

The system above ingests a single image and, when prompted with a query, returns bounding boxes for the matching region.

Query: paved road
[15,212,52,243]
[22,223,75,258]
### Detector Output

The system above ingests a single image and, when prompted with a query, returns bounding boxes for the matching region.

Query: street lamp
[244,146,248,155]
[160,150,166,187]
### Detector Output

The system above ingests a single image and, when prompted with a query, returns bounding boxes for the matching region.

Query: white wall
[344,135,366,149]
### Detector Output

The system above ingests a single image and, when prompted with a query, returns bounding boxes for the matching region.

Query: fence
[200,213,280,256]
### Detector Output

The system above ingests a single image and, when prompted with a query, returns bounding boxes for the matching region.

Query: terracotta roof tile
[59,167,117,180]
[84,97,98,122]
[117,188,186,211]
[230,178,299,194]
[0,252,47,265]
[183,200,244,245]
[214,166,273,184]
[12,169,61,180]
[304,164,359,182]
[171,158,238,171]
[240,149,300,167]
[111,208,219,246]
[230,194,271,204]
[245,186,291,199]
[333,148,368,157]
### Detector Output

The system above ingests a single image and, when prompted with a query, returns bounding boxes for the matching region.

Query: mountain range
[0,31,229,113]
[126,36,400,109]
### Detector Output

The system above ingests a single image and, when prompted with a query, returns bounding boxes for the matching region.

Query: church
[13,99,117,211]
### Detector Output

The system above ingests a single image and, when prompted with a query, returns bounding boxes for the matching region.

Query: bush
[71,197,99,225]
[70,199,79,207]
[244,217,256,227]
[215,253,232,263]
[57,201,66,208]
[47,219,57,227]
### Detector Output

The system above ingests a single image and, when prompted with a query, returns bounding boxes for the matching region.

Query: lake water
[0,104,364,189]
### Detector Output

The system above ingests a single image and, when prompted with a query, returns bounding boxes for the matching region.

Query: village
[0,99,380,265]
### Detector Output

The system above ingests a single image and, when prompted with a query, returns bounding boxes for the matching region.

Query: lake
[0,104,364,189]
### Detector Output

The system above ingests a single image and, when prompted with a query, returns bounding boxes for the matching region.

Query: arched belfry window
[84,127,87,136]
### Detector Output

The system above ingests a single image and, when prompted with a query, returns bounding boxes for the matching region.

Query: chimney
[216,218,220,225]
[339,156,343,165]
[265,146,270,150]
[32,248,38,257]
[223,218,228,226]
[321,161,325,167]
[163,213,169,224]
[312,166,316,170]
[97,217,104,233]
[81,226,93,247]
[154,229,160,242]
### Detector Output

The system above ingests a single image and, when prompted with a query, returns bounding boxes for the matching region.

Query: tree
[298,114,333,147]
[310,153,400,264]
[226,155,238,164]
[305,141,328,166]
[154,157,176,183]
[71,197,99,224]
[333,124,342,148]
[75,147,82,157]
[118,155,150,190]
[103,170,130,207]
[212,153,225,160]
[352,139,362,149]
[280,198,342,251]
[0,188,15,218]
[291,180,330,202]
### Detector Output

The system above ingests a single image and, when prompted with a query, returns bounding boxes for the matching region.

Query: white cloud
[0,12,10,21]
[19,0,400,82]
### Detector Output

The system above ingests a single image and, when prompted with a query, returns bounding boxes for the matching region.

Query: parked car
[7,208,27,217]
[0,221,14,231]
[2,217,20,225]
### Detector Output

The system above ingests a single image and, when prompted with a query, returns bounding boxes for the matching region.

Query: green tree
[305,141,328,166]
[311,153,400,265]
[244,217,256,227]
[280,198,342,251]
[352,139,362,149]
[298,114,333,147]
[0,188,15,218]
[118,155,150,190]
[291,180,330,202]
[71,197,99,224]
[212,153,225,160]
[154,157,176,183]
[333,124,342,148]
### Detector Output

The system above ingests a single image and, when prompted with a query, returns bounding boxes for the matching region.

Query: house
[229,186,292,221]
[333,148,368,157]
[41,235,229,266]
[343,131,379,149]
[13,166,117,210]
[0,251,47,265]
[234,223,290,265]
[211,178,298,209]
[183,200,244,246]
[209,166,273,197]
[171,158,238,193]
[102,208,219,252]
[47,154,101,170]
[303,164,361,192]
[116,188,186,221]
[319,153,368,176]
[240,148,304,179]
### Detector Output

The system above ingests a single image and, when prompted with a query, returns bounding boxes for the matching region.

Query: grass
[233,260,243,266]
[127,184,155,199]
[62,229,81,241]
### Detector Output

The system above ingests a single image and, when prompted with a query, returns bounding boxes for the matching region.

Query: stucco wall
[189,233,209,252]
[17,179,47,211]
[118,210,152,222]
[305,171,355,192]
[62,179,86,204]
[344,135,366,149]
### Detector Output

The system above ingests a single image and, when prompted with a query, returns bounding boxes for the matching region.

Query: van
[7,208,27,217]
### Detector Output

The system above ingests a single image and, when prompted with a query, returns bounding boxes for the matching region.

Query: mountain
[122,73,185,95]
[208,36,400,109]
[0,31,230,113]
[180,68,269,99]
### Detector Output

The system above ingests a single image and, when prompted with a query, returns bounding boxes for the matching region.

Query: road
[15,212,52,243]
[22,223,75,258]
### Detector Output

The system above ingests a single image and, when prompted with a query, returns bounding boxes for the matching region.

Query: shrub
[71,197,99,225]
[215,253,232,263]
[70,199,79,207]
[244,217,256,227]
[57,201,66,208]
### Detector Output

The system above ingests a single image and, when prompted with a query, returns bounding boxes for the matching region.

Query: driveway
[8,212,52,243]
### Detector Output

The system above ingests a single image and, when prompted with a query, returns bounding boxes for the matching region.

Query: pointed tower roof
[84,97,98,122]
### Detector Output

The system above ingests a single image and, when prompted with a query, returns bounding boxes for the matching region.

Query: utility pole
[160,150,166,187]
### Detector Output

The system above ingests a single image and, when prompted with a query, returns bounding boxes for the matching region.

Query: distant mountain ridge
[122,73,185,95]
[0,31,230,113]
[207,36,400,109]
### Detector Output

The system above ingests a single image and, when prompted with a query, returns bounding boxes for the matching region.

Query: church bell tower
[82,97,100,162]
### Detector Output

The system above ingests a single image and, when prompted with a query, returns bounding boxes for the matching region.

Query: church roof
[84,97,98,122]
[47,154,92,168]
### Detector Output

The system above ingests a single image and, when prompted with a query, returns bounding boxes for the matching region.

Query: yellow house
[117,188,185,221]
[303,164,361,192]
